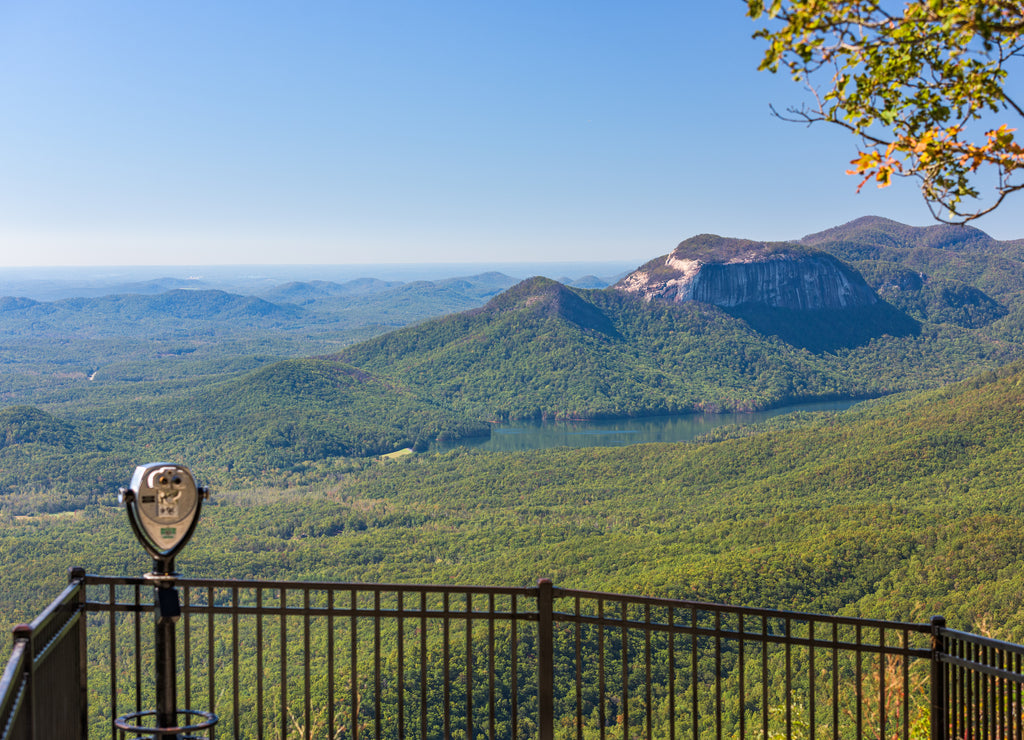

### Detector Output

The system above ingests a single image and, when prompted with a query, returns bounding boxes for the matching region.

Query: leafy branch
[748,0,1024,223]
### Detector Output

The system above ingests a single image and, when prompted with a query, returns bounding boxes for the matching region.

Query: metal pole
[68,566,89,740]
[931,615,948,740]
[154,557,180,740]
[537,578,554,740]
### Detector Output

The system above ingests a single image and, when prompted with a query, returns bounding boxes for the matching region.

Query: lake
[433,399,862,452]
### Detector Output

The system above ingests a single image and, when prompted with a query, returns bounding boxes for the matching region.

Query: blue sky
[1,2,1020,267]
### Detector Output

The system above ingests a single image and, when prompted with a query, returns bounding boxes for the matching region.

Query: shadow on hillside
[727,301,921,353]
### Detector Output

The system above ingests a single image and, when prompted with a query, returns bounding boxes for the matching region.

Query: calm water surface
[434,399,862,452]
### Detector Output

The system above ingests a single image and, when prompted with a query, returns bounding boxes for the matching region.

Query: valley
[2,216,1024,643]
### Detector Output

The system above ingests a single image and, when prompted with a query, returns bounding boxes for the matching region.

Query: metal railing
[932,618,1024,740]
[1,570,1022,739]
[0,574,86,740]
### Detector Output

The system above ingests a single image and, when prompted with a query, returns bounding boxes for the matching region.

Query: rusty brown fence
[1,570,1021,739]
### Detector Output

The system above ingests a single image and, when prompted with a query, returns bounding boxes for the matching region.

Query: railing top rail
[82,573,540,598]
[80,573,931,635]
[555,585,934,634]
[940,625,1024,657]
[26,580,82,637]
[0,641,27,726]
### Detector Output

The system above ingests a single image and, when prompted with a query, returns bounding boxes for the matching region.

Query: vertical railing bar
[511,594,519,740]
[1002,648,1008,740]
[183,586,191,713]
[1013,649,1020,740]
[1015,651,1021,740]
[538,580,554,740]
[232,585,240,739]
[902,628,910,740]
[970,638,977,740]
[645,603,652,740]
[622,598,629,740]
[958,635,966,740]
[974,642,983,740]
[599,599,607,740]
[855,622,863,740]
[957,635,965,740]
[715,609,722,740]
[108,583,117,740]
[945,636,953,740]
[465,591,473,740]
[326,588,335,740]
[988,643,995,740]
[832,620,839,740]
[668,606,675,740]
[738,612,746,740]
[991,646,999,740]
[420,590,428,740]
[941,635,950,740]
[997,646,1005,740]
[65,573,82,740]
[879,628,887,740]
[989,644,995,740]
[443,590,451,740]
[350,588,358,740]
[280,588,288,740]
[785,617,792,740]
[969,640,977,740]
[575,595,583,740]
[374,589,382,740]
[419,593,428,740]
[1009,649,1015,740]
[996,646,1003,740]
[762,615,769,740]
[488,592,496,740]
[691,607,698,740]
[207,586,215,723]
[257,587,264,740]
[980,640,986,740]
[808,620,816,740]
[134,583,142,716]
[303,588,311,740]
[398,590,405,740]
[75,572,88,740]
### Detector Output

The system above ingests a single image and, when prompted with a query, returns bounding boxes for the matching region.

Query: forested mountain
[332,272,1013,421]
[615,234,922,350]
[801,215,1024,326]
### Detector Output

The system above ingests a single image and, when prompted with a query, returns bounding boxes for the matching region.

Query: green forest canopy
[3,360,1024,642]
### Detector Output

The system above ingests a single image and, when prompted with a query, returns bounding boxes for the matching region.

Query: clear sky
[1,2,1020,267]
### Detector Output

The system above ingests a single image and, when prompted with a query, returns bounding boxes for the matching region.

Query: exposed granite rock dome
[616,236,879,311]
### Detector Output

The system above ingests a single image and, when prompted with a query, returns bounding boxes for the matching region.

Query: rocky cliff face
[616,236,879,311]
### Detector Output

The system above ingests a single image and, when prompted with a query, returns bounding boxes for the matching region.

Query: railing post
[930,615,947,740]
[68,567,88,740]
[537,578,554,740]
[11,623,33,740]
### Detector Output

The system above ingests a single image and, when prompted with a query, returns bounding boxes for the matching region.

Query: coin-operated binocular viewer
[116,463,217,739]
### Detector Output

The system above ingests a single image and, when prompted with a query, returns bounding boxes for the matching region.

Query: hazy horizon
[0,260,638,301]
